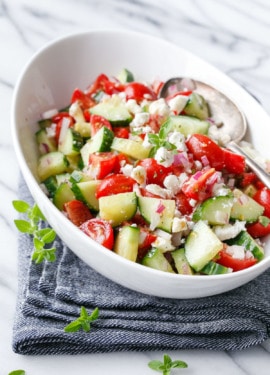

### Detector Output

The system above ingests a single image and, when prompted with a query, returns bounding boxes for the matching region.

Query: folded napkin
[12,178,270,355]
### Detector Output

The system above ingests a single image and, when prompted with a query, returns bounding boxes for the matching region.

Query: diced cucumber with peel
[114,225,139,262]
[53,182,75,211]
[99,192,137,227]
[201,261,232,275]
[171,248,193,275]
[80,126,114,166]
[142,248,175,273]
[71,180,100,212]
[111,137,150,160]
[117,68,134,83]
[160,115,210,137]
[225,230,264,260]
[37,151,69,181]
[185,220,223,272]
[230,189,264,223]
[192,196,233,225]
[36,128,57,154]
[90,97,132,126]
[58,128,84,156]
[184,92,210,120]
[138,196,175,233]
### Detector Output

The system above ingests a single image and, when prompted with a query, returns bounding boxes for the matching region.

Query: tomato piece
[216,248,257,271]
[253,187,270,218]
[137,158,172,186]
[71,88,96,110]
[124,82,157,102]
[86,74,123,96]
[139,187,163,199]
[222,148,246,174]
[237,172,257,188]
[90,114,112,136]
[113,153,130,173]
[64,200,93,227]
[89,152,117,179]
[247,219,270,238]
[181,168,216,201]
[138,227,157,259]
[186,134,245,174]
[80,218,114,250]
[174,191,194,215]
[53,114,74,143]
[113,127,129,139]
[96,174,136,198]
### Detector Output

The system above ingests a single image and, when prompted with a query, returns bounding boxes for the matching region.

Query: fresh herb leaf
[148,354,188,375]
[13,199,57,263]
[8,370,26,375]
[148,128,176,157]
[64,307,99,333]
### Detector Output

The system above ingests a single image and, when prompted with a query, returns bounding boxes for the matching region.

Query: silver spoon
[159,77,270,189]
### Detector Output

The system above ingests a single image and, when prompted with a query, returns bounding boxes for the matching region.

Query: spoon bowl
[160,77,270,188]
[159,77,247,144]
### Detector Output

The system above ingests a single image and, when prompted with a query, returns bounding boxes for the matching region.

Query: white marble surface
[2,0,270,373]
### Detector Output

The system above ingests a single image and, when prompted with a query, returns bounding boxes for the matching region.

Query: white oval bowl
[11,30,270,299]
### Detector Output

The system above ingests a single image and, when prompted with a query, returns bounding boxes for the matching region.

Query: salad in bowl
[12,30,270,298]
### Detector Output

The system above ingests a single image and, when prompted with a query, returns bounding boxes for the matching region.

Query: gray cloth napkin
[12,178,270,355]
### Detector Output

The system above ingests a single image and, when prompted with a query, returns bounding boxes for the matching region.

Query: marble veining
[2,0,270,373]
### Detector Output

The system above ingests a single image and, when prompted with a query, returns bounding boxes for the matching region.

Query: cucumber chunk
[99,192,137,227]
[171,248,193,275]
[80,126,114,166]
[225,231,264,260]
[53,182,75,210]
[230,189,264,223]
[138,196,175,233]
[114,225,139,262]
[71,180,100,212]
[36,129,57,154]
[142,248,175,273]
[184,92,210,120]
[111,137,150,160]
[201,261,232,275]
[161,115,210,137]
[37,151,69,181]
[117,68,134,83]
[193,196,233,225]
[185,220,223,272]
[58,128,84,156]
[90,97,132,126]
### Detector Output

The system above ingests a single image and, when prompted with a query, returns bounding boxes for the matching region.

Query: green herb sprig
[148,126,176,157]
[64,306,99,333]
[148,354,188,375]
[13,200,57,263]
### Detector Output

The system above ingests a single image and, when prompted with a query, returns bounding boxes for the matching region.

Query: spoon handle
[227,141,270,189]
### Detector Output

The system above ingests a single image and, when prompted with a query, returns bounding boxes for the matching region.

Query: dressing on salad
[35,69,270,275]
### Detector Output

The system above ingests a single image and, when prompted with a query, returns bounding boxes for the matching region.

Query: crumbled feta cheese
[155,147,174,167]
[208,125,231,146]
[131,166,146,185]
[168,131,186,151]
[226,245,246,260]
[168,95,189,114]
[178,172,189,187]
[213,221,246,241]
[121,164,133,177]
[148,98,170,117]
[163,175,181,195]
[125,99,142,114]
[145,184,168,198]
[172,217,188,233]
[151,235,175,252]
[212,183,230,197]
[130,112,150,128]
